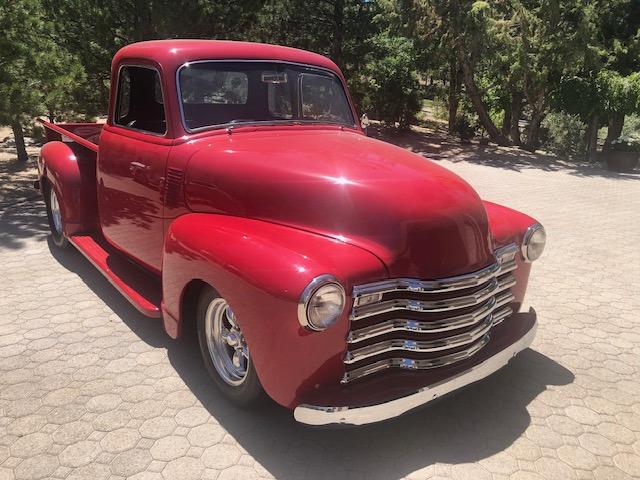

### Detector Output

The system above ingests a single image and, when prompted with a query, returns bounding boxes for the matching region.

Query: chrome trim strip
[294,317,537,426]
[351,274,515,321]
[347,291,514,343]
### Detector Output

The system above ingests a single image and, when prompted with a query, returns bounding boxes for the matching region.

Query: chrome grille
[343,243,519,383]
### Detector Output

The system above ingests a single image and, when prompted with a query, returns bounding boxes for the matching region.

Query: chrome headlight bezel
[521,223,546,262]
[297,274,346,332]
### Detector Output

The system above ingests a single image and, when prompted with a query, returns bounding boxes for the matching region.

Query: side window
[114,66,166,135]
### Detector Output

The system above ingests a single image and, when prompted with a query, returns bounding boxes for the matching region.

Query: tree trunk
[447,58,461,134]
[501,106,511,137]
[12,119,28,163]
[332,0,345,68]
[458,49,511,146]
[523,110,545,152]
[509,92,523,145]
[604,112,624,149]
[586,113,600,161]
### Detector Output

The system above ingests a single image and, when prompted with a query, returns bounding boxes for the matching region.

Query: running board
[69,234,162,318]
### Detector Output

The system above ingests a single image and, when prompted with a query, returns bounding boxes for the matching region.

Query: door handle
[129,161,148,173]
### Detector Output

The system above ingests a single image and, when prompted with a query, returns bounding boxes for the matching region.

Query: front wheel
[197,287,264,406]
[45,183,70,249]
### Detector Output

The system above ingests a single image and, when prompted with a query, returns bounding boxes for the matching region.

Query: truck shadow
[49,240,574,480]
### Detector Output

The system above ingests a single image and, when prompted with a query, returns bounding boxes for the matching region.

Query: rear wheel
[45,183,70,249]
[196,287,264,406]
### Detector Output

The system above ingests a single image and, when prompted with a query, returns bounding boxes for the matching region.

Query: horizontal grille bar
[342,333,493,383]
[352,243,518,299]
[345,305,513,364]
[351,273,515,321]
[347,289,514,344]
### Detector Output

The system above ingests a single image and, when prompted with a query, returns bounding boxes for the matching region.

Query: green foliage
[352,33,422,128]
[541,112,587,159]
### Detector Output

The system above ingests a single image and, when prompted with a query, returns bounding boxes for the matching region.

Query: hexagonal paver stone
[100,428,141,453]
[593,465,634,480]
[131,400,166,420]
[86,393,121,413]
[187,424,226,448]
[565,406,602,426]
[92,409,132,431]
[175,406,210,427]
[121,385,155,403]
[65,463,111,480]
[614,453,640,477]
[110,448,153,477]
[217,465,261,480]
[162,457,204,480]
[0,446,8,464]
[151,435,190,461]
[129,473,164,480]
[534,457,577,480]
[52,421,93,445]
[10,433,52,458]
[450,463,491,480]
[557,445,598,470]
[478,451,519,476]
[202,443,242,470]
[42,387,77,407]
[14,454,58,480]
[58,440,100,468]
[6,415,46,436]
[579,432,618,457]
[140,417,177,439]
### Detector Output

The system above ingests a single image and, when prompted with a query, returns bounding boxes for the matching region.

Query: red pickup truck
[37,40,546,426]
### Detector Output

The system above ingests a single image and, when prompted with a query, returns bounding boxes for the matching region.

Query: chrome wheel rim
[204,298,249,386]
[49,188,63,235]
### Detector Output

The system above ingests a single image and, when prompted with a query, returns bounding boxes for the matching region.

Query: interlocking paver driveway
[1,143,639,480]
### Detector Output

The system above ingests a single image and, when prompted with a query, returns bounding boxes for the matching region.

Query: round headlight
[298,275,346,331]
[522,224,546,262]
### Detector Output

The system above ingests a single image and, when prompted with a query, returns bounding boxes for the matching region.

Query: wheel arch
[39,141,98,236]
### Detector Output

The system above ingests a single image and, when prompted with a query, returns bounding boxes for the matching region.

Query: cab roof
[113,39,341,75]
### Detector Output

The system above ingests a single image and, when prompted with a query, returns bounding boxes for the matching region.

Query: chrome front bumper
[294,315,537,426]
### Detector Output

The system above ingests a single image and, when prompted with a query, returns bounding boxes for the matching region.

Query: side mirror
[360,113,370,135]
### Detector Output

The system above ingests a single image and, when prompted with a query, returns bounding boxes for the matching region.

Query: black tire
[196,286,265,407]
[44,181,70,249]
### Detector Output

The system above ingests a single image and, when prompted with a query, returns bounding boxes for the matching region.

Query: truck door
[97,65,170,273]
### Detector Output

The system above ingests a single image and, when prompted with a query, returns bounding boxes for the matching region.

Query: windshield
[178,61,355,131]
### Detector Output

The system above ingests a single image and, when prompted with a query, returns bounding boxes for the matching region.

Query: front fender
[483,201,540,307]
[162,214,386,408]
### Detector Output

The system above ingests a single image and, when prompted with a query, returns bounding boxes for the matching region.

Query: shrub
[541,112,587,160]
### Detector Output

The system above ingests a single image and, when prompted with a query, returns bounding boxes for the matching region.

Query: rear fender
[162,214,386,408]
[39,141,98,235]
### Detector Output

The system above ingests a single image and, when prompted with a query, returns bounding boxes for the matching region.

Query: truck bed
[41,120,103,153]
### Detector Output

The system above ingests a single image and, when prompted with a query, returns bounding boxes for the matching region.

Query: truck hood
[184,128,493,279]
